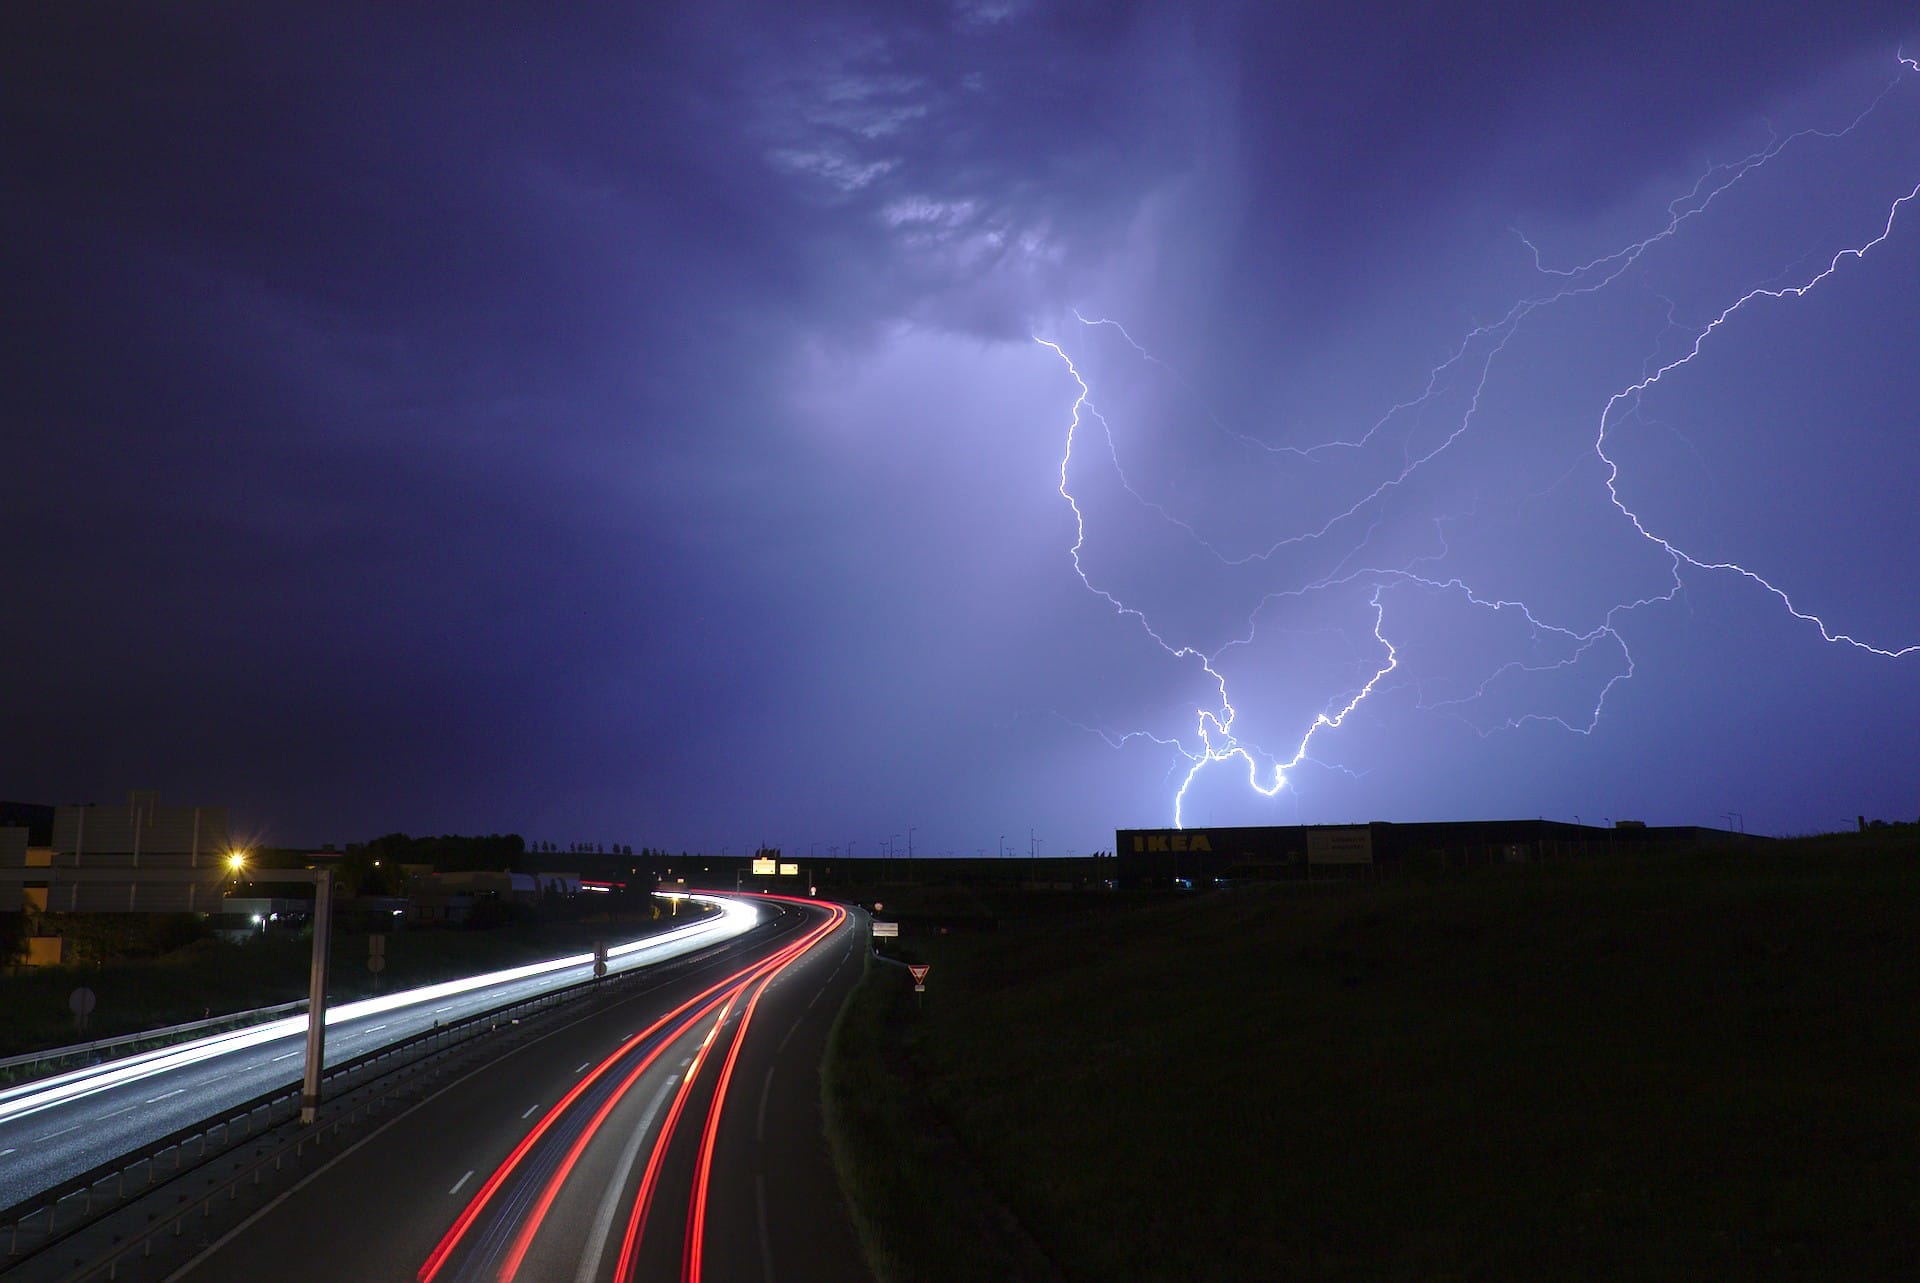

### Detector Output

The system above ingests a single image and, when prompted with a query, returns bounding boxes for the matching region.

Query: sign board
[69,987,96,1017]
[1307,826,1373,865]
[593,941,609,979]
[907,963,929,992]
[779,862,799,876]
[871,920,898,938]
[751,857,777,876]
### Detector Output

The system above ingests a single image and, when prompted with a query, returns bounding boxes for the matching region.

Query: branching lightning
[1041,57,1920,827]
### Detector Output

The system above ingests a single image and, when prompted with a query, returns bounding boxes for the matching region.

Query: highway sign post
[0,861,336,1123]
[593,940,608,979]
[301,870,332,1124]
[367,933,385,988]
[69,986,96,1035]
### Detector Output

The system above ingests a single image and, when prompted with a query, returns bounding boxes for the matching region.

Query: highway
[163,893,869,1282]
[0,896,761,1210]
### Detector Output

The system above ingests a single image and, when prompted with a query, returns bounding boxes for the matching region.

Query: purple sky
[5,3,1918,855]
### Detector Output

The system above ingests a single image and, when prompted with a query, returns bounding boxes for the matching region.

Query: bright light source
[250,914,263,924]
[226,852,248,873]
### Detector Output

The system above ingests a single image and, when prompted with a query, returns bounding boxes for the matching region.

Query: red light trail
[416,895,847,1283]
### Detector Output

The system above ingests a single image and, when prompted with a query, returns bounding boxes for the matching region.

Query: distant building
[415,869,540,902]
[0,801,55,845]
[37,790,234,912]
[1114,819,1757,888]
[0,825,30,886]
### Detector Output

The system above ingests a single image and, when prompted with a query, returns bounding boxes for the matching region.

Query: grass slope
[833,841,1920,1281]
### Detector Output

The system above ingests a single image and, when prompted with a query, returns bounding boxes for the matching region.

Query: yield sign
[907,964,930,991]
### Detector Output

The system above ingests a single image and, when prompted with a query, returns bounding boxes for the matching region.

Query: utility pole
[907,827,915,883]
[300,868,333,1124]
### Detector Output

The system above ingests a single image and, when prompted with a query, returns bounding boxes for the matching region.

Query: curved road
[0,896,761,1210]
[164,893,870,1282]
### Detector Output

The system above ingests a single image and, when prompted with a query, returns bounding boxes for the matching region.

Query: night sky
[5,4,1918,855]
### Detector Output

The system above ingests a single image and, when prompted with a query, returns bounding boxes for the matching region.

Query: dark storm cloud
[4,3,1917,849]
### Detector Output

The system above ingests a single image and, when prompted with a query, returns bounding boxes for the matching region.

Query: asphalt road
[164,894,870,1283]
[0,897,760,1210]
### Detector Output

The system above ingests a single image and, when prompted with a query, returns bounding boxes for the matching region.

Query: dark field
[829,834,1920,1281]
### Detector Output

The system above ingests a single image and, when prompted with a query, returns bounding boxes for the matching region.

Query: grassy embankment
[0,910,681,1062]
[824,835,1920,1281]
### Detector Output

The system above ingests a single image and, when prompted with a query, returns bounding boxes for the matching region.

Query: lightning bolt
[1042,55,1920,827]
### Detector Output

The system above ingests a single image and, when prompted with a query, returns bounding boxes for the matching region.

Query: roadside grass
[823,948,1060,1283]
[0,913,682,1061]
[831,841,1920,1280]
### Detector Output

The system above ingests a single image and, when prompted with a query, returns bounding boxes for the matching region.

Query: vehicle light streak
[684,902,847,1282]
[0,895,757,1127]
[419,918,787,1283]
[491,986,739,1280]
[416,897,846,1283]
[618,900,844,1282]
[610,983,746,1281]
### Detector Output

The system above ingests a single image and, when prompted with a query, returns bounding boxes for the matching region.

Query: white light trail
[0,895,758,1125]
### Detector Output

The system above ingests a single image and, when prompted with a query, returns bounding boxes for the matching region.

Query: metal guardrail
[0,1002,310,1082]
[0,980,592,1271]
[0,923,762,1278]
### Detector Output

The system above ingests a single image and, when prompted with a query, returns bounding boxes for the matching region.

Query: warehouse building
[1114,819,1754,888]
[28,791,235,913]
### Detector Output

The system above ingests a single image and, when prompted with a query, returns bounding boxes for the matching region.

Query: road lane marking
[161,986,664,1281]
[758,1065,775,1144]
[521,1104,540,1119]
[99,1105,137,1120]
[271,1051,301,1062]
[34,1124,81,1142]
[574,1061,590,1074]
[145,1089,186,1103]
[433,1006,454,1013]
[157,931,763,1281]
[364,1024,388,1033]
[448,1169,473,1196]
[573,1076,677,1283]
[0,1148,15,1157]
[757,1172,777,1283]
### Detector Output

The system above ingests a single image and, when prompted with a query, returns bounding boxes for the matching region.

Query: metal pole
[300,870,332,1125]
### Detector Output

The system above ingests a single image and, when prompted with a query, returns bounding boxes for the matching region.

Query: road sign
[593,941,608,979]
[369,932,387,975]
[907,963,929,992]
[70,986,96,1033]
[871,920,898,938]
[367,955,385,973]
